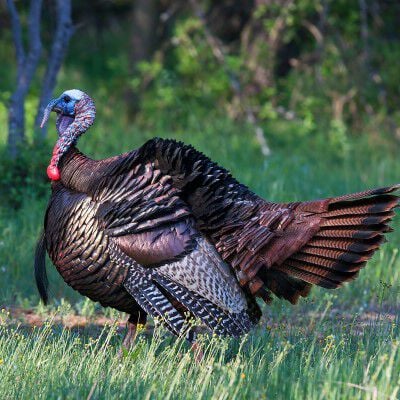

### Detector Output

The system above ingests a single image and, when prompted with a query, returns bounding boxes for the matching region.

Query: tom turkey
[35,89,399,348]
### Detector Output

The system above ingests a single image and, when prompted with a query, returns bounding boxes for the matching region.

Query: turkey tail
[34,231,49,304]
[275,185,399,289]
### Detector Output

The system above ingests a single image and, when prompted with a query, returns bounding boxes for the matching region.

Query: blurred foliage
[1,0,400,139]
[0,1,399,211]
[0,141,50,209]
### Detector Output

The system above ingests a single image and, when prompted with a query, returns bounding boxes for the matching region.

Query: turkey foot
[191,341,204,363]
[118,317,145,358]
[118,321,137,359]
[122,320,138,350]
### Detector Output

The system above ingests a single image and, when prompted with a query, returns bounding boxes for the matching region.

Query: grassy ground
[0,102,400,398]
[0,307,399,399]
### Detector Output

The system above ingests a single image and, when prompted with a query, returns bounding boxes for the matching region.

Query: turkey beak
[40,98,60,129]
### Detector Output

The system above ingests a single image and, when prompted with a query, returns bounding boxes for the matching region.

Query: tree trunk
[34,0,73,139]
[7,0,42,158]
[7,90,25,158]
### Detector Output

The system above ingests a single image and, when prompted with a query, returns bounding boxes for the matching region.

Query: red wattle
[47,165,61,181]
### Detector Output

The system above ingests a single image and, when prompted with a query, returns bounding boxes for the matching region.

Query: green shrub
[0,141,50,209]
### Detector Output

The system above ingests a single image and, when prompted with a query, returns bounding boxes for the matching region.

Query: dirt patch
[1,304,398,337]
[3,306,127,329]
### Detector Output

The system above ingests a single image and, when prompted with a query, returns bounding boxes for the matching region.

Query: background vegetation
[0,1,399,398]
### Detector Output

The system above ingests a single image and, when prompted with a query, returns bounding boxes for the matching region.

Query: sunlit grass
[0,307,399,400]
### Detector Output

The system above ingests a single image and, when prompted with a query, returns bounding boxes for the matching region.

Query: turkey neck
[57,146,100,193]
[57,146,135,193]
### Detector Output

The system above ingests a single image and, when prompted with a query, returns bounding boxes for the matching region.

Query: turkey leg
[190,341,204,363]
[120,314,147,354]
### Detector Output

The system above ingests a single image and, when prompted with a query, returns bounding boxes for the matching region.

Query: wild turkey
[35,89,399,348]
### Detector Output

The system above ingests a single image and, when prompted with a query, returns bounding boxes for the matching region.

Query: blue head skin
[41,89,96,180]
[52,93,77,117]
[41,89,87,130]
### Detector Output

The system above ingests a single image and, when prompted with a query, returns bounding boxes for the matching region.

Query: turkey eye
[64,95,71,103]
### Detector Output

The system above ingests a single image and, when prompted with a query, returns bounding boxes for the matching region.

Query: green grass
[0,308,399,399]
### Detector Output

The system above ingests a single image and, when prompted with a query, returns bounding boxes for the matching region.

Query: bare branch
[302,21,323,45]
[35,0,74,137]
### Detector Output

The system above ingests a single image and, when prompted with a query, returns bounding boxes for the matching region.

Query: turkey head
[40,89,96,181]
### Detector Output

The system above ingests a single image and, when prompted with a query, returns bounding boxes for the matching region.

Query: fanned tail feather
[260,269,312,304]
[275,185,399,289]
